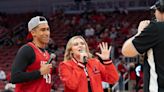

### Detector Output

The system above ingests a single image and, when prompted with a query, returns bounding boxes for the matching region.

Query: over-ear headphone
[157,0,164,12]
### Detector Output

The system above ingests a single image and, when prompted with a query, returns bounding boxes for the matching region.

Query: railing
[112,55,140,92]
[112,82,119,92]
[112,72,129,92]
[123,72,129,91]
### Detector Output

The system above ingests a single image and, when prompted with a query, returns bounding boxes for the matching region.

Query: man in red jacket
[59,36,119,92]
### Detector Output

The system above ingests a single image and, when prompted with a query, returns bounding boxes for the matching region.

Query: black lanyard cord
[84,67,92,92]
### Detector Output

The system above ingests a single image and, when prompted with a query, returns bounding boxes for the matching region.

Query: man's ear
[30,30,36,37]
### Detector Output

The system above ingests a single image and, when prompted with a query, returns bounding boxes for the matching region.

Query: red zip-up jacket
[59,58,119,92]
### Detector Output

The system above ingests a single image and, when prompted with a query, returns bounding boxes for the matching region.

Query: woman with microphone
[59,36,119,92]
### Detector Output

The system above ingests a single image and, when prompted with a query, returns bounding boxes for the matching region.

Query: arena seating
[0,10,150,91]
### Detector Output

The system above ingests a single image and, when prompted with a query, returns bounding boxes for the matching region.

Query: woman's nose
[78,44,83,47]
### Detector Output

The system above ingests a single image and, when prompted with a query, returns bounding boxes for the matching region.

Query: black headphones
[157,0,164,12]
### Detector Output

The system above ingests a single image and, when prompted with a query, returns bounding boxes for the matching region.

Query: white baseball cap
[28,16,48,31]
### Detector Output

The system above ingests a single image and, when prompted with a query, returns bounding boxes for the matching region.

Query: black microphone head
[80,50,88,65]
[83,56,88,65]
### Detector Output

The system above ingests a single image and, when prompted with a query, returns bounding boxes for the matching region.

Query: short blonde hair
[64,36,92,61]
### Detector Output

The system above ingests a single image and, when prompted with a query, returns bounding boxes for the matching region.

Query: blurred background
[0,0,156,92]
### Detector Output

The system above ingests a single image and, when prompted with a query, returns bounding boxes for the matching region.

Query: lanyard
[84,67,90,81]
[31,42,48,60]
[84,67,92,92]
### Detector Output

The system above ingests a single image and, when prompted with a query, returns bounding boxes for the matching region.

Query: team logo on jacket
[93,66,100,74]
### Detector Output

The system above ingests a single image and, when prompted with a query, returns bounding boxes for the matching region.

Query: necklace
[31,42,48,60]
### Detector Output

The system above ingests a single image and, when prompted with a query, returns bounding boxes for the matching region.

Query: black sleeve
[132,21,159,54]
[10,44,41,84]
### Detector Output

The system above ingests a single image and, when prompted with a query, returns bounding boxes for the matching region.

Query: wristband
[103,60,112,65]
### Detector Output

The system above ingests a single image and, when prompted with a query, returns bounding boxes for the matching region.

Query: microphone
[46,53,56,64]
[80,50,88,65]
[83,56,88,65]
